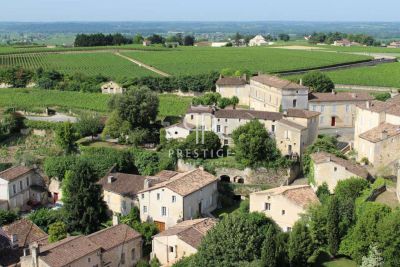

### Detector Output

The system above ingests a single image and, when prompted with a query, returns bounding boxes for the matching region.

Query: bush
[0,209,20,226]
[182,131,222,159]
[302,71,335,93]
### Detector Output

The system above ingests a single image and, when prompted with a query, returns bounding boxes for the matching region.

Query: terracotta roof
[357,95,400,113]
[139,169,218,197]
[359,123,400,143]
[278,119,307,130]
[0,166,33,182]
[216,77,247,86]
[187,105,214,114]
[310,151,369,179]
[253,185,319,208]
[155,218,216,249]
[98,172,147,198]
[215,109,282,121]
[88,224,141,251]
[1,219,48,248]
[309,92,373,103]
[39,236,101,267]
[286,109,320,119]
[155,170,180,180]
[251,74,308,90]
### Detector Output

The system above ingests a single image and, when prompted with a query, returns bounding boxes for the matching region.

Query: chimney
[299,78,303,86]
[381,130,388,140]
[10,234,18,249]
[30,242,39,267]
[107,176,115,184]
[112,214,119,226]
[366,101,371,109]
[331,90,336,95]
[144,178,152,189]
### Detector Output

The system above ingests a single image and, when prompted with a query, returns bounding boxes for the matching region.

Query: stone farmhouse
[310,151,371,192]
[151,218,216,266]
[250,185,319,231]
[354,95,400,167]
[20,223,142,267]
[101,81,125,94]
[138,169,218,231]
[249,35,270,46]
[0,166,47,211]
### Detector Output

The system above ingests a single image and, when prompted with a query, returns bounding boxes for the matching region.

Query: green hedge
[24,120,63,130]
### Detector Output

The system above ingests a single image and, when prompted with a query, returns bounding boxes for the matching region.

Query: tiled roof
[310,151,369,179]
[309,92,373,102]
[253,185,319,208]
[165,122,195,130]
[286,109,320,119]
[1,219,48,248]
[215,109,282,121]
[216,77,247,86]
[359,123,400,143]
[155,218,216,249]
[187,105,214,114]
[357,95,400,114]
[88,224,141,251]
[155,170,180,180]
[278,119,307,130]
[251,74,308,90]
[0,166,32,181]
[139,169,218,197]
[39,236,101,267]
[98,171,147,198]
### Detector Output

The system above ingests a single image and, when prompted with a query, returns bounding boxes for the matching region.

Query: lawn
[0,52,157,79]
[318,258,357,267]
[0,89,191,117]
[121,46,371,76]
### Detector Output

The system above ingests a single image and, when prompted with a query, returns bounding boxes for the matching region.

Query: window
[121,252,125,264]
[346,104,350,112]
[26,178,29,187]
[293,99,297,108]
[88,257,91,263]
[334,167,337,172]
[157,193,160,200]
[161,206,167,216]
[320,105,325,112]
[190,115,194,120]
[172,196,176,203]
[264,203,271,211]
[217,119,220,122]
[225,119,228,122]
[209,196,213,206]
[312,105,316,111]
[271,125,275,133]
[141,194,144,199]
[13,184,16,194]
[282,210,286,215]
[174,131,178,135]
[169,246,174,253]
[143,206,147,213]
[19,181,23,190]
[131,248,136,260]
[216,125,221,132]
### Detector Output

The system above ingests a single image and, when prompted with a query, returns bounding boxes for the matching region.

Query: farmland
[0,52,157,79]
[120,47,372,76]
[0,89,191,117]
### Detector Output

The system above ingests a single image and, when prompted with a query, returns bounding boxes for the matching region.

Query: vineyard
[0,89,191,117]
[0,52,158,79]
[120,47,372,76]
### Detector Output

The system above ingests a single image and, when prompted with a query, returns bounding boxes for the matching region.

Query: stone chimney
[112,214,119,226]
[107,176,115,184]
[144,178,152,189]
[30,242,40,267]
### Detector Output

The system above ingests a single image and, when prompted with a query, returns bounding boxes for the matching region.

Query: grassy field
[318,258,357,267]
[0,89,191,117]
[0,52,158,79]
[120,47,371,76]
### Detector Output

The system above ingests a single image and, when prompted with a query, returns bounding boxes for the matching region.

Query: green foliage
[327,196,340,256]
[75,112,103,138]
[316,182,331,203]
[24,120,62,130]
[302,71,335,93]
[192,212,278,266]
[360,245,384,267]
[150,257,161,267]
[261,226,278,267]
[28,208,61,232]
[62,159,108,234]
[307,203,328,249]
[48,221,68,243]
[133,149,166,176]
[232,120,280,166]
[44,155,78,180]
[74,33,132,47]
[377,209,400,266]
[288,221,315,267]
[55,121,79,154]
[182,131,222,159]
[278,34,290,42]
[0,209,19,226]
[136,260,150,267]
[371,92,391,102]
[0,66,33,87]
[172,255,196,267]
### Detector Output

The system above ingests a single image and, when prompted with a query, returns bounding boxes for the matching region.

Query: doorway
[331,117,336,127]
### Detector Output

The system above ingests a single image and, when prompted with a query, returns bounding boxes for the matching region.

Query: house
[98,169,149,216]
[165,122,195,140]
[354,95,400,166]
[215,76,249,106]
[143,40,152,46]
[308,92,374,128]
[138,169,218,231]
[249,185,319,231]
[249,35,269,46]
[184,105,215,132]
[0,219,48,267]
[0,166,47,211]
[101,81,124,94]
[211,42,229,47]
[20,224,142,267]
[151,218,216,266]
[249,74,309,112]
[333,39,360,47]
[388,41,400,48]
[310,151,370,192]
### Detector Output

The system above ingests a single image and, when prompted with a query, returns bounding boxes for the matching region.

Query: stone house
[151,218,216,266]
[0,166,47,211]
[0,219,48,266]
[165,122,195,140]
[101,81,124,94]
[215,76,249,106]
[249,35,269,46]
[250,185,319,231]
[20,224,142,267]
[138,169,218,231]
[310,151,370,192]
[308,92,374,128]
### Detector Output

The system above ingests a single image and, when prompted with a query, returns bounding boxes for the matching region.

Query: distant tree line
[74,33,133,47]
[308,32,380,46]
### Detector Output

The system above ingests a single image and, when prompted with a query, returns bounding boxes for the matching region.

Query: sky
[2,0,400,22]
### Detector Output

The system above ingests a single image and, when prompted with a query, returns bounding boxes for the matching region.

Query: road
[25,113,77,123]
[114,52,171,77]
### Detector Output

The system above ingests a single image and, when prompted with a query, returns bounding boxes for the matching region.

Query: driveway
[25,113,77,123]
[319,127,355,143]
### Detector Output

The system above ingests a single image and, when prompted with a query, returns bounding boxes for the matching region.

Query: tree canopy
[302,71,335,93]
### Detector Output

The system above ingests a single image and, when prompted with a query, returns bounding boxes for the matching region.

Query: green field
[0,52,157,79]
[120,47,371,76]
[0,89,191,117]
[288,62,400,88]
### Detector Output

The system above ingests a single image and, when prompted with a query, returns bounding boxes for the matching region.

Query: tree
[150,257,161,267]
[377,209,400,266]
[278,34,290,42]
[232,120,280,166]
[133,34,144,44]
[48,221,67,243]
[102,110,131,139]
[316,182,330,203]
[234,32,242,46]
[28,208,61,232]
[75,112,102,139]
[182,131,222,159]
[147,34,165,44]
[218,97,233,109]
[327,196,340,256]
[55,122,78,154]
[231,96,239,109]
[261,226,277,267]
[183,35,195,46]
[0,66,33,87]
[0,209,19,226]
[288,221,315,267]
[62,159,108,234]
[192,212,277,266]
[302,72,335,93]
[44,155,78,180]
[361,245,384,267]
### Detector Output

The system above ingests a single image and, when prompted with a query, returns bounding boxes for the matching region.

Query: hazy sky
[2,0,400,22]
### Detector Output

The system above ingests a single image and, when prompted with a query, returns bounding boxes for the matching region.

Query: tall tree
[183,35,195,46]
[302,71,335,93]
[62,159,108,234]
[55,122,78,154]
[288,221,315,267]
[261,226,278,267]
[327,196,340,256]
[75,112,102,140]
[48,221,67,243]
